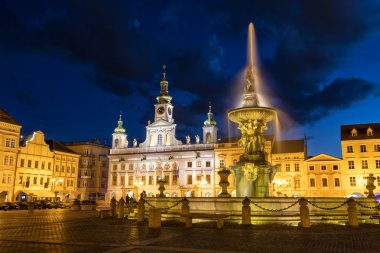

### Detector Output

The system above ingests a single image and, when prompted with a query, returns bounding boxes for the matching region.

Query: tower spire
[114,113,126,133]
[204,102,216,126]
[157,64,172,103]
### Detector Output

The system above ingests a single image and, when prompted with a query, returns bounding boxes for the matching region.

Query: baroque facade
[107,67,218,200]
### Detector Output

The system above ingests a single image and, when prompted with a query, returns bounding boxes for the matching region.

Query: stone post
[128,199,135,216]
[242,197,251,225]
[110,197,117,218]
[365,173,376,198]
[137,198,145,222]
[346,198,358,227]
[157,179,166,197]
[218,169,231,197]
[118,197,125,219]
[181,197,190,223]
[298,198,311,228]
[148,208,161,228]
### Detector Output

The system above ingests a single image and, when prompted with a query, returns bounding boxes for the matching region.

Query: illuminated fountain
[228,23,277,197]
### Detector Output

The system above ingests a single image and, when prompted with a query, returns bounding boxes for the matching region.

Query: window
[5,138,10,147]
[309,166,314,171]
[187,175,193,185]
[322,178,328,187]
[350,177,356,187]
[206,161,211,167]
[158,134,163,145]
[375,144,380,152]
[334,178,340,187]
[121,164,125,170]
[196,175,201,182]
[83,149,89,155]
[56,165,59,172]
[4,156,8,165]
[294,178,300,189]
[285,164,290,172]
[310,178,315,187]
[141,176,146,184]
[41,161,45,169]
[40,177,44,185]
[101,170,107,178]
[34,161,38,168]
[351,128,357,137]
[33,177,37,185]
[48,162,51,170]
[18,176,23,184]
[164,175,169,184]
[196,161,201,167]
[112,175,117,186]
[362,160,368,169]
[219,159,224,168]
[360,145,367,152]
[27,160,31,168]
[187,162,193,168]
[376,160,380,169]
[321,165,327,171]
[206,175,211,184]
[20,159,25,167]
[113,164,117,170]
[348,161,355,169]
[67,167,70,173]
[347,146,353,153]
[128,176,133,185]
[377,177,380,187]
[333,165,338,170]
[61,166,64,172]
[72,167,75,173]
[367,127,373,136]
[129,164,133,170]
[172,175,177,185]
[149,176,153,185]
[294,163,300,172]
[120,176,125,186]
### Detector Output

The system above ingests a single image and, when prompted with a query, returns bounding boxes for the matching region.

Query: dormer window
[367,127,373,136]
[351,128,357,137]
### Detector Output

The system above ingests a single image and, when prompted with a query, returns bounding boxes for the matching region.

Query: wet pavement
[0,209,379,253]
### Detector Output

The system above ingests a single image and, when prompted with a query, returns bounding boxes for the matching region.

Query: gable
[305,153,341,162]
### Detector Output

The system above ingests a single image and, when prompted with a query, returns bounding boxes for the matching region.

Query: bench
[181,213,229,229]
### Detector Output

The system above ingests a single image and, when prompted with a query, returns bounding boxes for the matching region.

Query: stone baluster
[346,198,358,227]
[118,197,125,219]
[242,197,251,225]
[137,198,145,222]
[298,198,311,228]
[218,169,231,197]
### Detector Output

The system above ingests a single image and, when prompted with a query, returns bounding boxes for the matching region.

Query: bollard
[298,198,311,228]
[118,197,125,219]
[110,197,117,218]
[28,202,34,214]
[181,197,189,223]
[148,208,161,228]
[128,199,135,217]
[137,198,145,222]
[346,198,358,227]
[242,197,251,225]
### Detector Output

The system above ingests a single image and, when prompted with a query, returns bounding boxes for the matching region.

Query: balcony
[110,143,216,155]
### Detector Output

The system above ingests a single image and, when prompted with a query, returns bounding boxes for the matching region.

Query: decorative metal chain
[144,199,183,210]
[354,200,380,210]
[144,199,156,208]
[250,199,299,212]
[306,199,348,210]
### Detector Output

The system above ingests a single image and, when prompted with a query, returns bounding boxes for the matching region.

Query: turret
[202,103,218,144]
[112,113,128,149]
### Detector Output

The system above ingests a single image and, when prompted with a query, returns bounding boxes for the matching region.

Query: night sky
[1,1,380,158]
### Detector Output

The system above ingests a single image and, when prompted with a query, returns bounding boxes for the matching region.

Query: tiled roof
[272,139,305,154]
[46,140,79,155]
[341,123,380,140]
[0,108,21,126]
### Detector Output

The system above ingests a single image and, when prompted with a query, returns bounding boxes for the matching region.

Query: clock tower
[154,65,174,123]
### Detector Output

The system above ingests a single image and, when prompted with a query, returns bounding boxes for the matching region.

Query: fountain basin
[228,106,277,124]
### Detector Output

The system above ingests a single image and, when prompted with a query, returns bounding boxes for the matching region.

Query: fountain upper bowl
[228,106,277,124]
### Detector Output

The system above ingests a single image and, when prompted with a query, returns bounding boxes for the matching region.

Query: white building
[107,67,218,200]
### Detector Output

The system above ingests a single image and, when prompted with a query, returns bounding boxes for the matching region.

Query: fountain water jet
[228,22,278,197]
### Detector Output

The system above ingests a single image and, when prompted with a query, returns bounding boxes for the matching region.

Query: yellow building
[14,131,55,201]
[46,140,80,201]
[0,108,22,202]
[65,140,109,201]
[341,123,380,197]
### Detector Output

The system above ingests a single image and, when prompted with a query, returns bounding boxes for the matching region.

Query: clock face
[157,106,165,114]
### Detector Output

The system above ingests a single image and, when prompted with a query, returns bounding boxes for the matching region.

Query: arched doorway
[128,190,134,199]
[185,190,193,197]
[0,191,8,202]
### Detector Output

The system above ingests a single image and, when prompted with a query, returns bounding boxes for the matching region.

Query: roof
[64,139,110,148]
[272,139,305,154]
[305,153,342,162]
[46,140,80,155]
[0,108,21,126]
[341,123,380,140]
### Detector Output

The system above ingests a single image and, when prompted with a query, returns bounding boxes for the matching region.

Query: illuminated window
[164,175,169,184]
[376,160,380,169]
[347,146,353,153]
[348,161,355,169]
[351,128,357,137]
[48,162,51,170]
[367,127,373,136]
[374,144,380,152]
[285,164,290,172]
[129,164,134,170]
[309,178,315,187]
[33,177,37,185]
[362,160,368,169]
[206,175,211,184]
[196,161,201,167]
[149,176,153,185]
[112,175,117,186]
[5,138,10,147]
[294,178,300,188]
[10,139,15,148]
[20,159,25,167]
[321,165,327,171]
[187,161,193,168]
[4,156,8,165]
[61,166,64,172]
[41,161,45,169]
[334,178,340,187]
[72,167,75,173]
[9,157,13,166]
[294,163,299,172]
[120,176,125,186]
[187,175,193,185]
[309,166,314,171]
[128,176,133,185]
[40,177,44,185]
[349,177,356,187]
[322,178,327,187]
[360,145,366,152]
[27,160,31,168]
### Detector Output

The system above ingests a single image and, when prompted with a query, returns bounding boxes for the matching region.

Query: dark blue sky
[1,0,380,157]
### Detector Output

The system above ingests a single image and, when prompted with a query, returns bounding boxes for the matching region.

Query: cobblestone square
[0,210,379,253]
